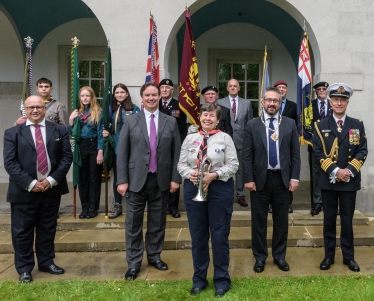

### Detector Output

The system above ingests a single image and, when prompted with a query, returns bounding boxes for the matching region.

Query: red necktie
[33,124,48,175]
[163,101,167,110]
[232,99,236,119]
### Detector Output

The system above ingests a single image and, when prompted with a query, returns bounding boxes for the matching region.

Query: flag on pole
[296,31,313,146]
[259,46,270,116]
[178,8,200,126]
[145,12,160,84]
[102,43,114,170]
[21,36,34,116]
[71,36,81,188]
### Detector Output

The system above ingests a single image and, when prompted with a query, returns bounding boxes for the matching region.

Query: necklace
[260,113,282,141]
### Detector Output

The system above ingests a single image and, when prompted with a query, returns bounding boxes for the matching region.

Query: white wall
[0,10,23,82]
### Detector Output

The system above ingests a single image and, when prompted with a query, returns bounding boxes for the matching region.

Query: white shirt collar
[333,114,346,124]
[264,111,279,121]
[144,108,159,119]
[230,96,238,101]
[26,118,46,127]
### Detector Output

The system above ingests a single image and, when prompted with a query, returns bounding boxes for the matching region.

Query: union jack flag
[296,32,313,145]
[145,13,159,84]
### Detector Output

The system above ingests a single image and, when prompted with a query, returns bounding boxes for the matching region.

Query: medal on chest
[270,133,278,141]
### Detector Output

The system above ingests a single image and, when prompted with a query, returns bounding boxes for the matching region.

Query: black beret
[313,81,329,89]
[159,79,173,87]
[201,86,218,95]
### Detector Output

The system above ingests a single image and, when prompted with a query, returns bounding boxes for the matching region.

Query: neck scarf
[195,128,221,167]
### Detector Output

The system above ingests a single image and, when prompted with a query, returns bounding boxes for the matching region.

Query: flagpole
[259,45,267,116]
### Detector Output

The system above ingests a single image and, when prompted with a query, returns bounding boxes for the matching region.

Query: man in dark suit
[243,87,300,273]
[309,82,332,216]
[218,79,253,207]
[158,78,187,218]
[3,95,72,283]
[314,83,367,272]
[271,79,297,213]
[117,82,182,280]
[192,86,233,136]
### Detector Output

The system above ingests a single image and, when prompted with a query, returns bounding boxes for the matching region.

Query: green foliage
[0,275,373,301]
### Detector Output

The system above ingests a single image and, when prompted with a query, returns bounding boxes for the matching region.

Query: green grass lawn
[0,275,373,301]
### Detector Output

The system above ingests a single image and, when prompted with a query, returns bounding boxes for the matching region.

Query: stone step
[0,210,367,232]
[0,223,373,254]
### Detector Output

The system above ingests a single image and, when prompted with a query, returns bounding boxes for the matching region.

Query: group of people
[3,76,367,299]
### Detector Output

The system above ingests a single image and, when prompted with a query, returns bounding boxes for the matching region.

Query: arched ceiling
[0,0,96,52]
[177,0,303,68]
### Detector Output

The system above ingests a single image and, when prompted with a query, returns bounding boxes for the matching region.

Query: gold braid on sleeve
[314,121,339,172]
[348,159,363,172]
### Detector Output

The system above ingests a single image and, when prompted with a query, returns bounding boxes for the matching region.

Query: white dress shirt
[25,118,56,190]
[318,99,328,117]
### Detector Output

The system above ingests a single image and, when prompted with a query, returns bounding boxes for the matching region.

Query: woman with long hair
[68,86,104,218]
[102,83,140,218]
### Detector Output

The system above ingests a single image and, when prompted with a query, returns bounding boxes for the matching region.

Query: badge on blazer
[171,110,180,118]
[325,133,329,137]
[349,129,360,145]
[215,149,220,153]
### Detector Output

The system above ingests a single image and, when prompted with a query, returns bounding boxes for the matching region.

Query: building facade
[0,0,373,213]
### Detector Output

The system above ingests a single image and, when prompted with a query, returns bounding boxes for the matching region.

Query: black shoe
[288,206,293,213]
[79,210,88,219]
[125,268,139,280]
[343,259,360,272]
[190,286,206,295]
[38,264,65,275]
[320,258,334,270]
[86,210,98,218]
[215,288,230,298]
[310,204,322,216]
[170,210,181,218]
[19,272,32,283]
[274,259,289,271]
[148,260,168,271]
[253,260,265,273]
[269,206,273,213]
[238,196,248,207]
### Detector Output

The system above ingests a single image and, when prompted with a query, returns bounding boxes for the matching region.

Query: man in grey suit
[218,78,253,207]
[117,82,182,280]
[243,87,300,273]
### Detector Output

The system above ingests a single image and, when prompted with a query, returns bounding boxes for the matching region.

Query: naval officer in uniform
[313,83,367,272]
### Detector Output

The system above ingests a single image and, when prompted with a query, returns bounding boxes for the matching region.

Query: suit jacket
[159,97,187,142]
[3,121,72,203]
[281,99,297,124]
[116,110,182,192]
[218,96,253,150]
[308,98,332,152]
[313,115,367,191]
[243,116,301,191]
[217,105,233,138]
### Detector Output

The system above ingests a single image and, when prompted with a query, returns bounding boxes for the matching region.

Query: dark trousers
[321,189,356,260]
[112,153,123,204]
[78,138,102,212]
[168,188,180,212]
[11,195,60,273]
[125,173,169,269]
[308,151,322,205]
[184,178,234,290]
[251,171,289,262]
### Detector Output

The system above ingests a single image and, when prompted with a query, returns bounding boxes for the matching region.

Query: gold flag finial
[71,36,80,48]
[24,36,34,48]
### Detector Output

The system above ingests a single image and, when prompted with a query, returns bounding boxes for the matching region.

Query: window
[79,60,106,104]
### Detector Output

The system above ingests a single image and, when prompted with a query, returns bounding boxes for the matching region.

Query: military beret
[273,80,287,87]
[159,79,173,87]
[327,83,353,99]
[201,86,218,95]
[313,81,329,89]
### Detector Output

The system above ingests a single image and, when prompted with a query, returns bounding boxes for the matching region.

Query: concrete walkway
[0,247,374,282]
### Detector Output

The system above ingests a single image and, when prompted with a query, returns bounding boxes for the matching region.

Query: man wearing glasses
[4,96,72,282]
[309,82,331,216]
[158,79,187,218]
[243,87,300,273]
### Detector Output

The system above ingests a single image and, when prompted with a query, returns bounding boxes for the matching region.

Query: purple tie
[33,124,48,175]
[149,114,157,173]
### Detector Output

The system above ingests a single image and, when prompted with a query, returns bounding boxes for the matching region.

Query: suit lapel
[157,112,167,147]
[257,118,267,151]
[328,115,339,139]
[278,116,284,147]
[20,124,36,150]
[45,122,55,145]
[339,116,351,145]
[138,111,150,148]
